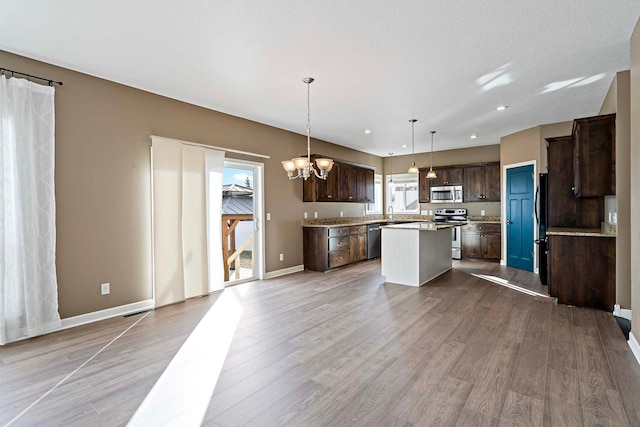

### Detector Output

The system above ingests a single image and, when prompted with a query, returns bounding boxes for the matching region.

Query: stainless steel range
[433,208,468,259]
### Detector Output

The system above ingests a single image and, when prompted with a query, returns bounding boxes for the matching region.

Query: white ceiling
[1,1,639,157]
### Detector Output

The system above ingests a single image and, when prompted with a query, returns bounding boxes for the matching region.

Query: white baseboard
[59,299,155,331]
[264,264,304,279]
[500,259,506,266]
[629,332,640,367]
[613,304,633,321]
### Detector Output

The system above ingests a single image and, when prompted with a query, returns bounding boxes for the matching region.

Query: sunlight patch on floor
[128,288,243,426]
[471,273,550,298]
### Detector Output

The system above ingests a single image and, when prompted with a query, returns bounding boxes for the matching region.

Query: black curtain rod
[0,67,63,86]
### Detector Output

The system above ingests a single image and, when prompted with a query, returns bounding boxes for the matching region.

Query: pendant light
[282,77,334,180]
[426,131,437,179]
[407,119,419,173]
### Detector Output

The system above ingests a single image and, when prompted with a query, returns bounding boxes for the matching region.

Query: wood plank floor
[1,260,638,426]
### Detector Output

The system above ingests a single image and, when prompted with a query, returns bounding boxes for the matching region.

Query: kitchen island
[381,222,456,287]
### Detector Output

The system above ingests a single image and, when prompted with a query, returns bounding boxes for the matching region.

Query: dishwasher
[367,224,382,259]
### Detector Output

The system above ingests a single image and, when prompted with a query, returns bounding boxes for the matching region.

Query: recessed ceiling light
[402,144,408,148]
[496,105,508,111]
[470,134,478,139]
[363,129,372,134]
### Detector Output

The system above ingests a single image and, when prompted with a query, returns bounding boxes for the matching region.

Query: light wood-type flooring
[1,260,639,426]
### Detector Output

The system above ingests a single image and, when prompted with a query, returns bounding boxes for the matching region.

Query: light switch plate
[481,210,486,216]
[101,282,110,295]
[266,213,271,221]
[304,212,308,219]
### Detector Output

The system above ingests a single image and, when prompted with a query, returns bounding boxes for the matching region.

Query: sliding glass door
[222,160,264,285]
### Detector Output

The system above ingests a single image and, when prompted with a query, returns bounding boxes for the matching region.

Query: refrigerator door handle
[534,185,539,225]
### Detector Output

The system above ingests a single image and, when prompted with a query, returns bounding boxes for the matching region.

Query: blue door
[506,165,534,271]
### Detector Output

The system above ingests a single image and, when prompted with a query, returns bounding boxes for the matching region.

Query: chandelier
[282,77,333,180]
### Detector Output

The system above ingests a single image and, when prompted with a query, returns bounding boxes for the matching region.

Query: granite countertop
[301,216,432,228]
[466,216,501,223]
[302,215,501,228]
[547,227,616,238]
[382,222,459,231]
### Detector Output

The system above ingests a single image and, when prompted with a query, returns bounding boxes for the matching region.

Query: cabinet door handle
[328,195,333,198]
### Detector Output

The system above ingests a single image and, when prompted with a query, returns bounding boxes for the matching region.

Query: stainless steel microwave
[430,185,463,203]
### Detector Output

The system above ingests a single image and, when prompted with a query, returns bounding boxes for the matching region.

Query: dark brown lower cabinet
[350,226,367,262]
[547,235,615,311]
[303,225,368,272]
[461,223,501,260]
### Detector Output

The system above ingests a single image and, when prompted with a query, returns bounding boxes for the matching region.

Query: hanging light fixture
[282,77,333,180]
[426,131,437,179]
[407,119,419,173]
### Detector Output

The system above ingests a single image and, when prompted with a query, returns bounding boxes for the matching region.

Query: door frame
[223,158,266,283]
[501,160,537,272]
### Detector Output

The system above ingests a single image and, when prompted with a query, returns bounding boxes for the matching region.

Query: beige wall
[385,144,501,174]
[500,122,572,174]
[630,21,640,334]
[0,50,383,318]
[501,126,541,169]
[600,71,632,309]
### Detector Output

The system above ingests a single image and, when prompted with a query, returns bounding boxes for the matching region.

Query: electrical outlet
[101,282,110,295]
[304,212,308,219]
[429,210,433,215]
[340,211,344,217]
[481,210,486,216]
[314,212,318,218]
[279,253,284,261]
[266,212,271,221]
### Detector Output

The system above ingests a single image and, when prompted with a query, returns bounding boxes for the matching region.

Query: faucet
[387,205,394,221]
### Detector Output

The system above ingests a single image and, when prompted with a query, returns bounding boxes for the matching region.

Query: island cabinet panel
[547,235,615,311]
[303,225,369,272]
[547,136,602,228]
[461,223,501,260]
[463,162,500,202]
[303,157,375,203]
[573,114,615,197]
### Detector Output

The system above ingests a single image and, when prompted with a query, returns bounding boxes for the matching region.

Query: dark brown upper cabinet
[546,136,603,228]
[302,156,375,203]
[357,168,375,203]
[429,167,463,187]
[418,171,432,203]
[572,114,615,197]
[463,162,500,202]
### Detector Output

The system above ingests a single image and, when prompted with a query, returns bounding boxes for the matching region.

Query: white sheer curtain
[151,137,225,307]
[0,75,60,345]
